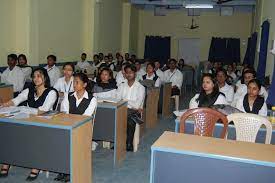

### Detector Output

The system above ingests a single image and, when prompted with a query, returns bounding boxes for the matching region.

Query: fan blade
[217,0,233,4]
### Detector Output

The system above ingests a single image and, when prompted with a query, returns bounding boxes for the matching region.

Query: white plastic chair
[227,113,272,144]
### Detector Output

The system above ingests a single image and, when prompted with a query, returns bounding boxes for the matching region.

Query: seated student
[54,63,75,96]
[216,69,234,104]
[115,55,124,72]
[76,53,91,70]
[236,79,267,116]
[116,62,128,86]
[59,73,97,182]
[232,69,268,107]
[135,60,146,81]
[141,62,161,87]
[98,52,104,63]
[234,67,251,90]
[0,67,58,181]
[116,64,145,151]
[227,64,237,82]
[44,55,61,87]
[154,60,164,82]
[93,54,100,67]
[1,54,25,97]
[178,58,193,71]
[163,59,183,96]
[125,53,130,62]
[189,73,228,109]
[18,54,32,82]
[93,67,117,98]
[107,55,115,71]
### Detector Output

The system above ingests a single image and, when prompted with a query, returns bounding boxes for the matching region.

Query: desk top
[0,83,13,88]
[0,113,93,130]
[98,100,127,109]
[152,131,275,167]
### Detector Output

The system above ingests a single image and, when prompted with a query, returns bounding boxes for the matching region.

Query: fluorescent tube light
[185,4,213,9]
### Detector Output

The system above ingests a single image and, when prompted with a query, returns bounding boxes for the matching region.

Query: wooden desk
[144,87,160,129]
[93,101,127,166]
[174,118,275,144]
[158,83,171,118]
[150,131,275,183]
[0,84,13,102]
[0,113,93,183]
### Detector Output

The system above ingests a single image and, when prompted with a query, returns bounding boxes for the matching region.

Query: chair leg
[175,96,179,111]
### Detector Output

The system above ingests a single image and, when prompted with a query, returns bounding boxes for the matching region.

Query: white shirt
[164,69,183,89]
[76,61,91,70]
[189,93,228,109]
[1,66,25,92]
[44,65,61,87]
[21,66,32,82]
[232,84,268,107]
[236,95,267,116]
[54,76,74,93]
[61,91,97,116]
[219,83,234,104]
[116,71,127,86]
[227,71,237,81]
[116,80,145,109]
[12,88,57,111]
[155,69,164,82]
[93,89,117,99]
[136,69,146,81]
[143,73,161,87]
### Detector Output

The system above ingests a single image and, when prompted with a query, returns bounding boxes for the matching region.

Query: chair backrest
[180,107,228,138]
[227,113,272,144]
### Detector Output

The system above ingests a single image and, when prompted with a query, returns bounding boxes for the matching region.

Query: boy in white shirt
[44,55,61,87]
[116,64,145,151]
[154,60,164,82]
[76,53,91,70]
[135,61,146,81]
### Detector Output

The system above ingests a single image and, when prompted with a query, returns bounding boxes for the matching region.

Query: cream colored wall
[129,5,139,55]
[136,10,253,63]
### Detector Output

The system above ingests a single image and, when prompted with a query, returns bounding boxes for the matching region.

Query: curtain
[144,36,171,66]
[257,20,270,83]
[243,32,258,67]
[267,59,275,106]
[208,37,240,64]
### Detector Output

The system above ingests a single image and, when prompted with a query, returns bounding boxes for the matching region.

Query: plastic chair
[180,107,228,138]
[227,113,272,144]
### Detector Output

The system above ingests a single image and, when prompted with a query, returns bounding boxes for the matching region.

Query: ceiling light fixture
[185,4,214,9]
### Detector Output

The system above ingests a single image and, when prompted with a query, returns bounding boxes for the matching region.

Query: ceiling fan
[214,0,234,5]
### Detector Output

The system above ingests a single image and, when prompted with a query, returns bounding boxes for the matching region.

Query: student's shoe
[26,170,40,181]
[126,143,133,152]
[54,173,65,181]
[0,166,10,178]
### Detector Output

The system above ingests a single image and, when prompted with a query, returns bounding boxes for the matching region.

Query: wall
[129,5,139,55]
[136,9,253,64]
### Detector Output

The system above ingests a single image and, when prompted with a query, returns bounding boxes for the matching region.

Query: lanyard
[64,81,72,93]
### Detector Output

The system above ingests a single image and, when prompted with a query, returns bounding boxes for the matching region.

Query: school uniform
[236,94,267,116]
[1,66,25,93]
[136,69,146,81]
[44,65,61,87]
[12,87,58,111]
[155,69,164,82]
[227,71,237,81]
[219,83,234,104]
[18,65,32,82]
[93,80,117,99]
[54,76,74,93]
[116,80,145,149]
[116,71,127,86]
[61,91,97,116]
[142,73,161,87]
[232,84,268,107]
[107,61,116,71]
[163,69,183,96]
[76,61,91,70]
[189,93,228,109]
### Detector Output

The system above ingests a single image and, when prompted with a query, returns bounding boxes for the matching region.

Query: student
[163,59,183,96]
[76,53,91,70]
[0,67,58,181]
[135,61,146,81]
[107,55,115,71]
[216,69,234,104]
[236,79,267,116]
[116,62,128,86]
[189,73,228,109]
[209,61,220,75]
[99,52,104,62]
[154,60,164,82]
[93,67,117,98]
[226,64,237,81]
[116,64,145,151]
[141,62,161,87]
[115,55,124,72]
[54,63,75,96]
[1,54,25,97]
[17,54,32,82]
[59,73,97,182]
[125,53,130,61]
[232,69,268,107]
[44,55,61,87]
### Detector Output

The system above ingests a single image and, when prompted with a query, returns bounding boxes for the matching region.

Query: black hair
[81,53,87,57]
[18,54,27,62]
[97,67,114,83]
[104,56,109,59]
[146,62,155,69]
[8,54,18,61]
[47,55,57,62]
[99,53,104,56]
[74,73,94,93]
[31,67,51,89]
[135,60,141,65]
[216,69,227,77]
[243,69,256,78]
[168,58,177,64]
[93,54,99,58]
[63,62,75,72]
[124,64,137,72]
[248,79,261,90]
